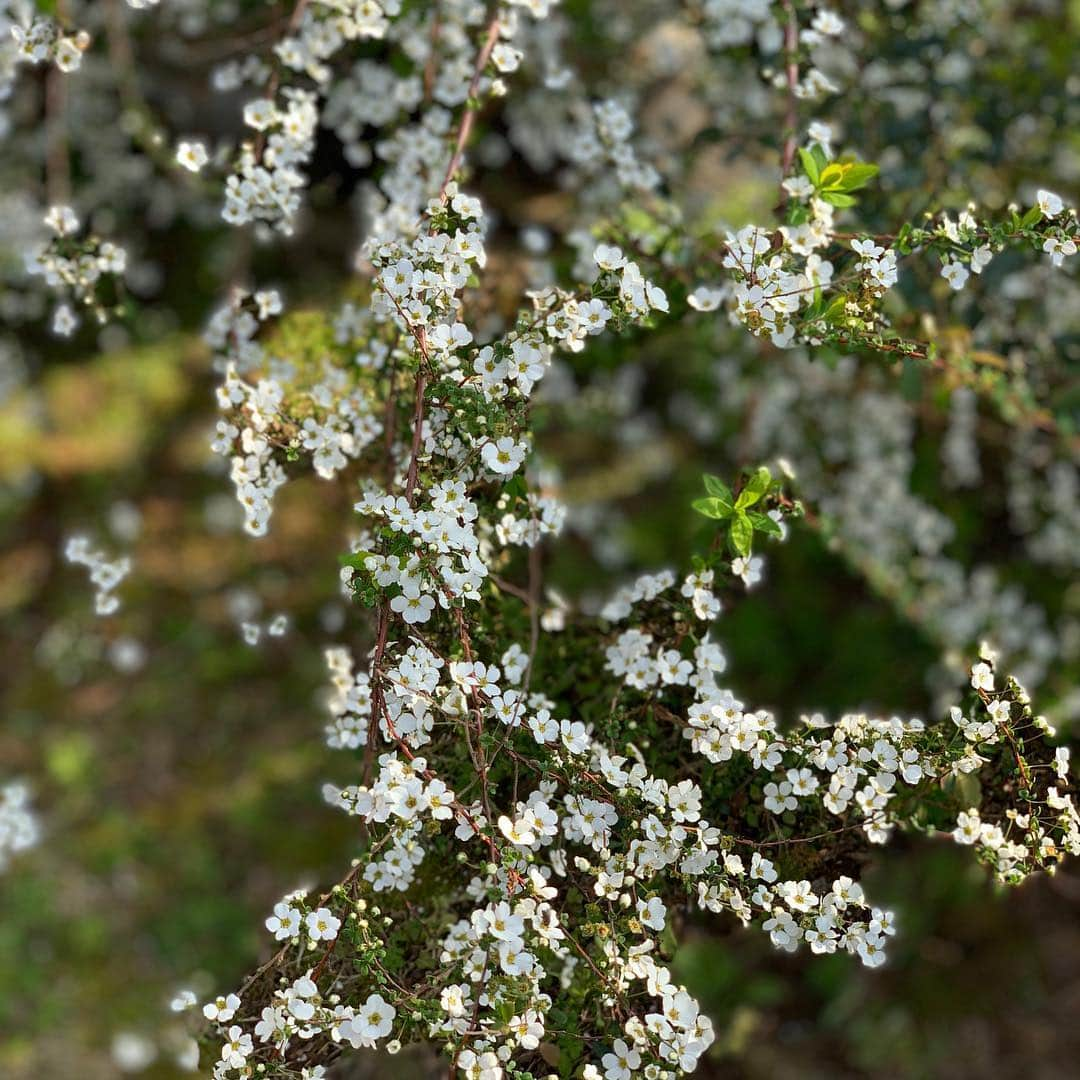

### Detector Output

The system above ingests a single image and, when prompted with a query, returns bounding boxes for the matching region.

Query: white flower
[350,993,396,1044]
[176,140,209,173]
[451,192,483,219]
[266,900,301,940]
[170,989,197,1012]
[970,662,994,692]
[498,814,536,846]
[687,286,725,311]
[482,437,527,475]
[440,983,468,1017]
[1054,747,1070,780]
[243,98,276,131]
[970,244,993,274]
[54,37,83,73]
[593,244,627,270]
[203,992,241,1022]
[952,809,982,845]
[732,555,764,587]
[941,260,969,291]
[44,205,79,235]
[492,43,522,73]
[305,907,340,941]
[857,933,887,967]
[1043,236,1077,267]
[637,896,666,931]
[811,10,845,36]
[1036,189,1064,218]
[51,303,78,337]
[390,587,436,625]
[602,1038,642,1080]
[807,121,833,154]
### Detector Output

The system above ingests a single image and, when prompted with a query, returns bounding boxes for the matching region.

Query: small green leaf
[802,284,827,322]
[1020,205,1042,229]
[797,147,821,186]
[729,513,753,557]
[703,474,733,503]
[835,162,879,191]
[692,496,734,519]
[503,474,528,499]
[821,191,857,208]
[787,203,810,226]
[747,511,783,537]
[818,163,846,189]
[823,295,848,325]
[338,551,371,570]
[734,466,772,509]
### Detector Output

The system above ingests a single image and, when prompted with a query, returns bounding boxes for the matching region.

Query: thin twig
[436,15,501,202]
[777,0,800,207]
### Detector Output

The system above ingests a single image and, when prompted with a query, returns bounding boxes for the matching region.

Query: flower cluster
[681,130,1080,363]
[186,5,1080,1077]
[201,469,1075,1076]
[11,15,88,73]
[0,780,39,872]
[64,533,131,616]
[26,206,128,335]
[208,287,384,535]
[10,0,1076,1076]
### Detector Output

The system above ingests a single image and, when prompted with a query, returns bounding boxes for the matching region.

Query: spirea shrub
[4,1,1079,1078]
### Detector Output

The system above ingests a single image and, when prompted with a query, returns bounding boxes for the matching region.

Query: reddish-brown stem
[777,0,799,207]
[436,16,501,201]
[45,64,70,205]
[253,0,311,158]
[404,367,428,502]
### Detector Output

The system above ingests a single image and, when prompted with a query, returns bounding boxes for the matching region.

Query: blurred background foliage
[2,0,1079,1077]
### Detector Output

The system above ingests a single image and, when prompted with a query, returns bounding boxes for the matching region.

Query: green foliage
[692,467,782,557]
[798,146,880,208]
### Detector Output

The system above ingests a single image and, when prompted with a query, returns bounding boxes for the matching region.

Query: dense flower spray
[3,0,1078,1077]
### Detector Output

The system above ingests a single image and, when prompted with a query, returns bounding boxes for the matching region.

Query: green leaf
[729,513,753,557]
[503,474,528,499]
[835,162,879,191]
[797,147,821,186]
[734,466,772,509]
[338,551,370,570]
[819,161,879,194]
[823,295,848,324]
[818,163,846,189]
[787,203,810,226]
[820,191,857,208]
[692,496,734,519]
[747,511,783,537]
[703,474,733,503]
[800,285,826,323]
[1020,205,1043,229]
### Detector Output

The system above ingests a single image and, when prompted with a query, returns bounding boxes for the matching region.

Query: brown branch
[436,15,501,203]
[777,0,800,208]
[45,64,70,205]
[253,0,311,159]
